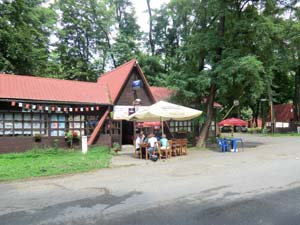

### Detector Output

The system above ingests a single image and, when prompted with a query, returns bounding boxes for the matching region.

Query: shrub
[65,131,81,148]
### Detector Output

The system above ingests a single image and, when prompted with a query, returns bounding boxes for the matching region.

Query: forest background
[1,0,300,146]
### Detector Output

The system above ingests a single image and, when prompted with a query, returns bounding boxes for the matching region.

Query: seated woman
[160,134,168,149]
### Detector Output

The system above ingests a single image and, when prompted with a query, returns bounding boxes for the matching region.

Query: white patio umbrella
[127,101,203,135]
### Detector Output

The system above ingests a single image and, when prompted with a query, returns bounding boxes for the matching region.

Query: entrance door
[122,120,134,144]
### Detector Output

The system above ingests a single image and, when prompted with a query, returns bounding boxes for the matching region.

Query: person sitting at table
[135,131,145,151]
[160,134,168,149]
[147,133,158,155]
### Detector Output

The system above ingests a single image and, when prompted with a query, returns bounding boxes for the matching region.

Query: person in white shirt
[135,131,145,150]
[147,133,157,155]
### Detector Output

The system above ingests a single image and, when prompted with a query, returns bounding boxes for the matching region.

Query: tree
[112,0,141,66]
[53,0,115,81]
[0,0,56,75]
[145,0,288,146]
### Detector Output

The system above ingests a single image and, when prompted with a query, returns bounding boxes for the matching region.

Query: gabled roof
[97,59,136,104]
[0,59,156,105]
[97,59,155,104]
[150,86,175,102]
[150,87,223,108]
[0,74,110,104]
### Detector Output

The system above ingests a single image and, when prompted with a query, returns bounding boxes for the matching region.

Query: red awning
[137,121,161,127]
[218,118,247,127]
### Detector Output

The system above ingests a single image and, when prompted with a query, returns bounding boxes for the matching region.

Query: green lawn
[0,146,112,181]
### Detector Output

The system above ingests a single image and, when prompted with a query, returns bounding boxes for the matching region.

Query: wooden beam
[88,109,110,146]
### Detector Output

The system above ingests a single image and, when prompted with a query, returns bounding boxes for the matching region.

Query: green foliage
[0,0,56,75]
[1,0,300,129]
[64,131,80,148]
[0,146,112,181]
[53,0,115,81]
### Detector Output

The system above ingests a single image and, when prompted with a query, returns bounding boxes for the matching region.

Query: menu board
[113,105,148,120]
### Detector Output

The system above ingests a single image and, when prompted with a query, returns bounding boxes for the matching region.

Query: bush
[65,131,80,148]
[247,127,262,134]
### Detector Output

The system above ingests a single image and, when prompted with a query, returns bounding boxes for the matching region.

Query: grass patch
[0,146,112,182]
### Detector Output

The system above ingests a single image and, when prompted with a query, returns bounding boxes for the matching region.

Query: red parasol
[218,117,247,127]
[136,121,161,127]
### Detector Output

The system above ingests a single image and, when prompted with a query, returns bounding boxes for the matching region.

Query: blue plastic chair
[217,138,230,152]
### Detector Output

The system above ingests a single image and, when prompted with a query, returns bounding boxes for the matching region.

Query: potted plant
[33,133,42,142]
[111,142,121,153]
[65,131,80,148]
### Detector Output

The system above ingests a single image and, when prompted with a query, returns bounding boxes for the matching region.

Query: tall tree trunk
[197,84,217,147]
[254,102,259,128]
[146,0,155,55]
[98,24,116,68]
[294,66,300,121]
[197,14,225,147]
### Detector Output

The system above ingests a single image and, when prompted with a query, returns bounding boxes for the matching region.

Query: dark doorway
[122,120,134,144]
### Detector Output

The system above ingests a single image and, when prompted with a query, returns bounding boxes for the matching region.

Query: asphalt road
[98,186,300,225]
[2,184,300,225]
[1,134,300,225]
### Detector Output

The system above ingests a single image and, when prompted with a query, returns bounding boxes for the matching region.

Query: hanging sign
[132,80,143,90]
[128,107,135,115]
[113,105,148,120]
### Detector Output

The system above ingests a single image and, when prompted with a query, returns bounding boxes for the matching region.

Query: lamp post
[132,99,142,141]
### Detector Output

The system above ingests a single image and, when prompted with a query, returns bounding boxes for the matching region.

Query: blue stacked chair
[217,138,231,152]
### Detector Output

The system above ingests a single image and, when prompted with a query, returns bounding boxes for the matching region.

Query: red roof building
[0,74,110,105]
[0,59,158,152]
[271,103,294,122]
[0,59,209,152]
[150,86,175,102]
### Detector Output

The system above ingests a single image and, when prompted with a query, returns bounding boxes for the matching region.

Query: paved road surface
[1,134,300,225]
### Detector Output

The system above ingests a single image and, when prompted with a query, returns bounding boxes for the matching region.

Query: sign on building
[113,105,148,120]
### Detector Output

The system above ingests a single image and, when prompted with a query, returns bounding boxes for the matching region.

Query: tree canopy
[1,0,300,145]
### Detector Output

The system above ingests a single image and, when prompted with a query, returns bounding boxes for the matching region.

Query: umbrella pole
[161,118,164,136]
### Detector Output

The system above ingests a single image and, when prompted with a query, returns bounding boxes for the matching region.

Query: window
[0,112,47,136]
[169,120,193,134]
[0,111,98,137]
[50,114,66,136]
[68,115,85,135]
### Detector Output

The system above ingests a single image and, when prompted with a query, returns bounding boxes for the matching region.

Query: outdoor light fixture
[134,99,141,105]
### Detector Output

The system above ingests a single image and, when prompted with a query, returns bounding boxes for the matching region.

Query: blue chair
[217,138,230,152]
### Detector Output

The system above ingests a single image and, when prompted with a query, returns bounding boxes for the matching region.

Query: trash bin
[297,126,300,134]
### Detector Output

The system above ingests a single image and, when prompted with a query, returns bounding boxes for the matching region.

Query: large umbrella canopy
[218,117,247,127]
[127,101,202,122]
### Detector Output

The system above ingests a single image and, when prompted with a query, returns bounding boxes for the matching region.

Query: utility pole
[267,83,275,134]
[222,100,239,120]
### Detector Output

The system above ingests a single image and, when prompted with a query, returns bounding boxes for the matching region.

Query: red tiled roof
[97,59,155,104]
[150,86,175,101]
[271,103,294,122]
[97,59,136,104]
[150,87,223,108]
[0,74,110,104]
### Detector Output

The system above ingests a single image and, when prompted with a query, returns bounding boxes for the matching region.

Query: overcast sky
[132,0,170,31]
